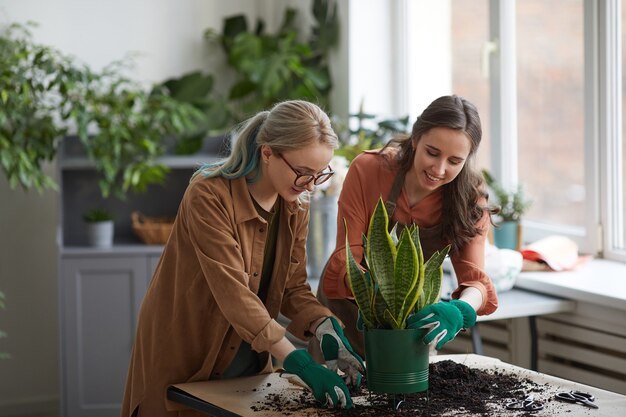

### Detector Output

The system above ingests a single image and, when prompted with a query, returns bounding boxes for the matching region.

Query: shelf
[59,154,222,170]
[61,243,165,256]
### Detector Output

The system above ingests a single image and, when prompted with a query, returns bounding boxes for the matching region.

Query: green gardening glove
[407,300,477,350]
[281,349,353,408]
[315,316,365,386]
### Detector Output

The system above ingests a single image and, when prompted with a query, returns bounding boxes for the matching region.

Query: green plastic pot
[364,327,429,394]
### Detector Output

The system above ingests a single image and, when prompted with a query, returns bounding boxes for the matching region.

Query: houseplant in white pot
[83,208,114,248]
[345,198,449,394]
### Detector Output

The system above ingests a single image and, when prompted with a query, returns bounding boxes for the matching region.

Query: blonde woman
[121,100,363,417]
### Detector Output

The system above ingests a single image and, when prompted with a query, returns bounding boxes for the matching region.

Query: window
[616,0,626,255]
[393,0,626,259]
[516,1,585,229]
[405,0,491,169]
[350,1,624,260]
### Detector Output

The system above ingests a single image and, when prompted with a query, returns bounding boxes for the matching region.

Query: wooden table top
[169,353,626,416]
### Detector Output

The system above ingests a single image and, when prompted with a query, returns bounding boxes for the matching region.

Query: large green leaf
[383,309,402,330]
[366,199,396,310]
[372,291,390,328]
[392,228,418,324]
[401,226,425,322]
[345,221,375,328]
[417,245,451,311]
[410,225,424,270]
[162,71,214,103]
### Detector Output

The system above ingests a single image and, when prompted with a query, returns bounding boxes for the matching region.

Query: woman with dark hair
[121,100,363,417]
[313,95,499,358]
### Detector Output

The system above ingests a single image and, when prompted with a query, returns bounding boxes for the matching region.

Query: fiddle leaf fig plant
[346,198,450,330]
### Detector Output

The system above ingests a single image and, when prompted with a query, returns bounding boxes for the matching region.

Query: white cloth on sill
[443,243,522,295]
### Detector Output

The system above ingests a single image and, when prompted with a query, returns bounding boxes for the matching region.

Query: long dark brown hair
[382,95,497,253]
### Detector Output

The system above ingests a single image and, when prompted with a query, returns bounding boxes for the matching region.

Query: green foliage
[161,71,232,155]
[0,22,203,199]
[482,169,532,222]
[0,291,9,360]
[216,0,338,121]
[334,106,411,164]
[82,208,114,223]
[0,22,68,192]
[67,66,202,199]
[345,198,450,329]
[160,0,339,150]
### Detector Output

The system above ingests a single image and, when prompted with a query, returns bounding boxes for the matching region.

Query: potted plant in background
[66,70,202,200]
[482,170,532,250]
[204,0,338,125]
[1,22,72,193]
[0,22,202,198]
[346,198,450,394]
[83,208,114,248]
[158,0,340,156]
[334,102,410,164]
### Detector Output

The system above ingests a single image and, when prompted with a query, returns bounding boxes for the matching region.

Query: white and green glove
[315,316,365,386]
[407,300,477,349]
[281,349,353,408]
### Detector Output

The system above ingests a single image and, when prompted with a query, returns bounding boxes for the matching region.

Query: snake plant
[346,198,450,329]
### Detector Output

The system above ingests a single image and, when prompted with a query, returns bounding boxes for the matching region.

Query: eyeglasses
[277,153,334,187]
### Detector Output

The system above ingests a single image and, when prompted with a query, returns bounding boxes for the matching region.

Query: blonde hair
[193,100,338,185]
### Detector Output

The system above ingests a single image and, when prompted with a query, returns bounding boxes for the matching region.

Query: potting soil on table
[251,360,551,416]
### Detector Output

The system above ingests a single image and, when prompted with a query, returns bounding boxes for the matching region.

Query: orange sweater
[322,149,498,316]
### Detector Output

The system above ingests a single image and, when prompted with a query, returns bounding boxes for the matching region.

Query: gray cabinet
[60,255,151,417]
[57,137,227,417]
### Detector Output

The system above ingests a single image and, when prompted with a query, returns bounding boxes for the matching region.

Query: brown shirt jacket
[121,175,332,417]
[322,150,498,316]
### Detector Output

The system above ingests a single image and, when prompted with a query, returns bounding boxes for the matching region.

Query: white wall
[349,0,395,117]
[406,0,452,121]
[0,0,265,84]
[0,166,59,416]
[348,0,453,121]
[0,1,348,415]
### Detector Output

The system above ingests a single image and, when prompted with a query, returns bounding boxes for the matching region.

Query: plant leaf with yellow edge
[367,199,396,317]
[345,220,376,328]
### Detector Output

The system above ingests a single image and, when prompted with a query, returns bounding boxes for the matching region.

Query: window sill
[516,258,626,311]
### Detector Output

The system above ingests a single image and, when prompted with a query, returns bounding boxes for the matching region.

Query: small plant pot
[364,327,429,394]
[85,220,114,248]
[494,221,522,250]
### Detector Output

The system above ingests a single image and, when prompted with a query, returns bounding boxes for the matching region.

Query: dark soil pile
[251,360,548,416]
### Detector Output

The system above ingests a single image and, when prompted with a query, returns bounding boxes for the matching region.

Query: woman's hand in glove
[281,349,353,408]
[315,316,364,386]
[407,300,477,349]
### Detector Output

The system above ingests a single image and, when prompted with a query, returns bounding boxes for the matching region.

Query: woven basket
[131,211,174,244]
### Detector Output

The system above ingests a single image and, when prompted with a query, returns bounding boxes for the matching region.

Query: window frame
[599,0,626,261]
